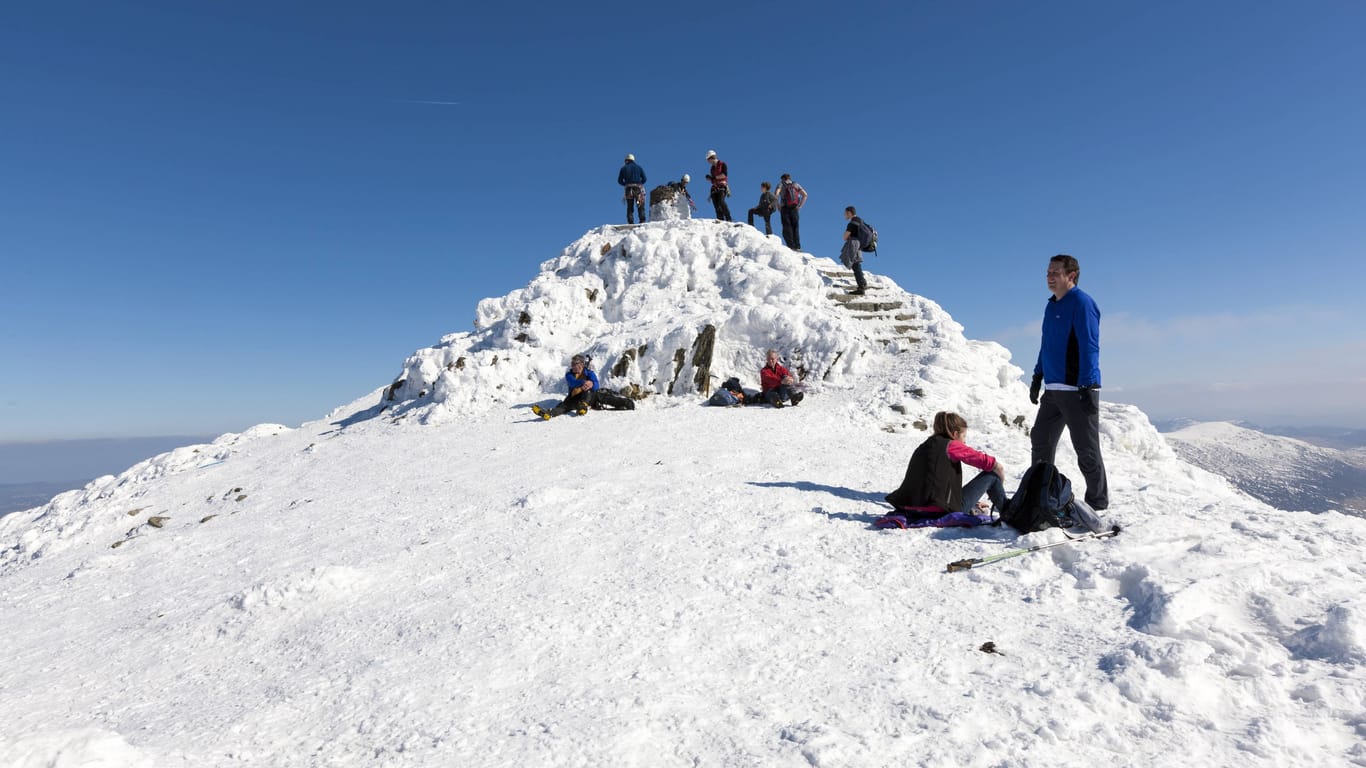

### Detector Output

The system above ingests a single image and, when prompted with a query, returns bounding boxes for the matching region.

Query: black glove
[1029,373,1042,405]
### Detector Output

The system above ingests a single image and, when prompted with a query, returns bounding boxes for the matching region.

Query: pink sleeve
[946,440,996,472]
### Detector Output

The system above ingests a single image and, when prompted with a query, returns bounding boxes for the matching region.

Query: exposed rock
[147,516,169,528]
[691,325,717,394]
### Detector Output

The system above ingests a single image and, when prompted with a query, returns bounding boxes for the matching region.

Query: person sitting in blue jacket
[531,354,635,419]
[532,354,598,419]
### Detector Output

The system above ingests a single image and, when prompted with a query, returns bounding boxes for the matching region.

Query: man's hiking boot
[791,392,804,406]
[530,404,550,420]
[846,288,865,296]
[575,406,589,416]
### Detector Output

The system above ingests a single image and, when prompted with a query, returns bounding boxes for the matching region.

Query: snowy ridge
[1167,421,1366,516]
[2,221,1365,767]
[0,424,288,570]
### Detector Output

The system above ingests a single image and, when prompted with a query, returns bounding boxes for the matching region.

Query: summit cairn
[649,181,693,221]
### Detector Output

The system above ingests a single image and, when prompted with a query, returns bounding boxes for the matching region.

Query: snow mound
[384,219,929,424]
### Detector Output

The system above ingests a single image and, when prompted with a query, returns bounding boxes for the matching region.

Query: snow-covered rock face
[386,219,955,424]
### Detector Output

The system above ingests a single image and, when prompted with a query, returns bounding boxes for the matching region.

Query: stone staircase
[819,268,923,351]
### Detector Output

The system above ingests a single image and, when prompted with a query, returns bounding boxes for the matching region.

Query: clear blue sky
[3,0,1364,445]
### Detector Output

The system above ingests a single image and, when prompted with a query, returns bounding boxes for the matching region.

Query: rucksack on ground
[854,217,878,253]
[1000,461,1076,533]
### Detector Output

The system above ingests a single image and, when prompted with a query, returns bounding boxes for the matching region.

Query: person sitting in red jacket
[885,411,1007,516]
[759,349,804,408]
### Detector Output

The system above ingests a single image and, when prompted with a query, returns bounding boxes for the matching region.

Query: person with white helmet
[670,174,697,213]
[618,153,647,224]
[704,149,732,222]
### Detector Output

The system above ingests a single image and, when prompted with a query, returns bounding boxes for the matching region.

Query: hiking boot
[791,392,804,406]
[575,406,588,416]
[845,288,865,296]
[772,400,784,409]
[530,404,550,420]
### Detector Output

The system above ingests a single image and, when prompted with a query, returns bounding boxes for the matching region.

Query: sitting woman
[531,354,598,419]
[885,411,1007,518]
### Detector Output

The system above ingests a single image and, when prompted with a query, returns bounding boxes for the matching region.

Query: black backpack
[854,217,878,253]
[1000,462,1076,533]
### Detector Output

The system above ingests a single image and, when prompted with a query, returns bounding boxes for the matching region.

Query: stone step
[827,292,900,304]
[844,310,920,321]
[836,300,905,313]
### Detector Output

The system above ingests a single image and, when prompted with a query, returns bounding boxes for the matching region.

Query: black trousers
[780,206,800,249]
[1030,389,1110,509]
[624,186,645,224]
[710,189,732,221]
[747,207,774,234]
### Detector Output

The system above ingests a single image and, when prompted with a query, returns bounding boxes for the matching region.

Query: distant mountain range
[1161,421,1366,516]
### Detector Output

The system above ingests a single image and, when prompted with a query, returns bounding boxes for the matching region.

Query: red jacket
[706,159,728,191]
[760,362,790,392]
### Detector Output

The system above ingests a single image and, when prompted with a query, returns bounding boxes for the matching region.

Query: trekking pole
[946,525,1121,573]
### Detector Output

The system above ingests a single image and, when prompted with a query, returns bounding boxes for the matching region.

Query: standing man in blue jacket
[1029,254,1109,510]
[618,153,647,224]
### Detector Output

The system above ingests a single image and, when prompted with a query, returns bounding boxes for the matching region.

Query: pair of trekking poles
[946,525,1122,572]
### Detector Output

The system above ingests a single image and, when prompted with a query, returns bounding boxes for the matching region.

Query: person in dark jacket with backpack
[777,173,807,250]
[885,411,1008,516]
[704,149,731,221]
[841,206,869,296]
[747,182,779,235]
[1028,254,1108,510]
[618,154,647,224]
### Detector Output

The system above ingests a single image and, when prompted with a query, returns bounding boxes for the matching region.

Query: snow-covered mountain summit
[2,220,1365,767]
[383,218,980,425]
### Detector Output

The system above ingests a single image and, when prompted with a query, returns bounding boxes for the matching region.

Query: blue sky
[3,0,1364,448]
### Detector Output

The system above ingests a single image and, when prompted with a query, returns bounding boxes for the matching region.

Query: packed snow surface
[3,220,1364,767]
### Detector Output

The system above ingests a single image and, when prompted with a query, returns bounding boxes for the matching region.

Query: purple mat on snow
[873,511,995,529]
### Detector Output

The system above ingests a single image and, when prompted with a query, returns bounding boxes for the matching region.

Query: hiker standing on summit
[618,153,647,224]
[840,206,870,296]
[747,181,779,235]
[776,173,807,250]
[1029,254,1109,510]
[704,149,732,222]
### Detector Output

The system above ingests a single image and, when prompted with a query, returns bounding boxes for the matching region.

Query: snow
[1166,420,1366,515]
[3,219,1365,767]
